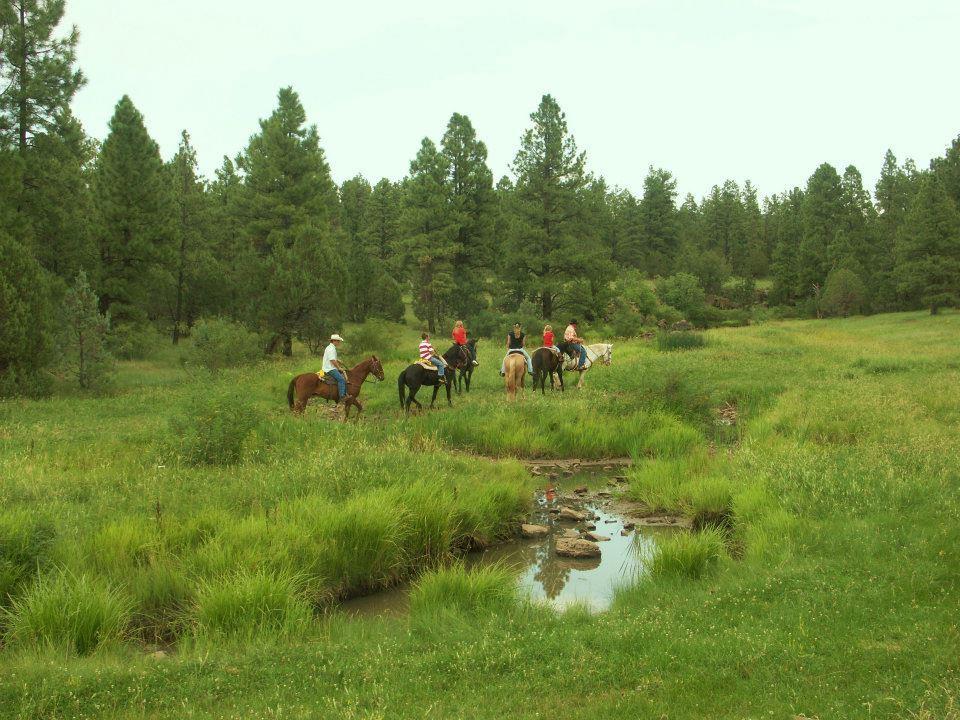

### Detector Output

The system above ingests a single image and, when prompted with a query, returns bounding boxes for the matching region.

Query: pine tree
[57,270,114,390]
[398,138,456,332]
[638,167,678,276]
[797,163,843,303]
[207,156,244,318]
[740,181,766,277]
[164,131,212,342]
[767,188,805,305]
[20,110,97,282]
[93,95,171,325]
[235,87,343,354]
[441,112,495,318]
[895,173,960,314]
[0,0,84,152]
[508,94,603,318]
[874,151,920,311]
[608,188,643,268]
[702,180,745,271]
[931,135,960,208]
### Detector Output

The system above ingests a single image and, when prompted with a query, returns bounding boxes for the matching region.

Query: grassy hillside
[1,311,958,718]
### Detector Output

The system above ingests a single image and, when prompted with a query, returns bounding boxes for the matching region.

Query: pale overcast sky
[64,0,959,200]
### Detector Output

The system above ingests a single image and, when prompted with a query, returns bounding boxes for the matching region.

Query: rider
[322,333,351,402]
[452,319,479,367]
[543,324,555,349]
[500,323,533,376]
[563,320,588,370]
[419,332,447,383]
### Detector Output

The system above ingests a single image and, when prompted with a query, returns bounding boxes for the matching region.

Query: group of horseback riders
[317,318,590,404]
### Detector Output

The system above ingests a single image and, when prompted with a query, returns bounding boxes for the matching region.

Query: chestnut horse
[287,356,384,419]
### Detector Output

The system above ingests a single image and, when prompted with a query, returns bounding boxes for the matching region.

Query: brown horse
[504,351,526,401]
[287,356,384,420]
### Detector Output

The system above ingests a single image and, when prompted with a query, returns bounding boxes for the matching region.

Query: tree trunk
[18,3,28,153]
[282,334,293,356]
[541,291,552,320]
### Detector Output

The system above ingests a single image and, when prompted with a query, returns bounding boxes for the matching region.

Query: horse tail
[398,370,406,409]
[287,376,296,408]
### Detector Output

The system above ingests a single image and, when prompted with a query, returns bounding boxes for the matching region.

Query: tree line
[2,0,959,395]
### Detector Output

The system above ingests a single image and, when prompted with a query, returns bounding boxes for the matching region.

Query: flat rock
[561,528,581,538]
[622,521,636,530]
[521,523,549,537]
[573,485,588,495]
[596,491,612,498]
[585,531,611,542]
[149,650,167,660]
[556,537,601,558]
[620,529,631,536]
[548,507,560,514]
[559,507,587,521]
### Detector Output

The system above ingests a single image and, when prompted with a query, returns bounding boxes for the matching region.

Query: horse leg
[430,384,440,408]
[445,380,452,406]
[577,370,585,389]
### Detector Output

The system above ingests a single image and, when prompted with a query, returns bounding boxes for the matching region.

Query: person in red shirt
[542,324,555,347]
[452,319,478,366]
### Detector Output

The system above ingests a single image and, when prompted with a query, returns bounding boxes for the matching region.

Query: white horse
[561,342,613,389]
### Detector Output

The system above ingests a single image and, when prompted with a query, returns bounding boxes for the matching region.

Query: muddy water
[341,471,676,617]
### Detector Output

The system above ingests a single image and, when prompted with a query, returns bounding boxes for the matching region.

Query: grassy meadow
[1,311,959,718]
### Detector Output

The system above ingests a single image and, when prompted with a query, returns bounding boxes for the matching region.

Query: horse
[560,343,613,389]
[398,358,453,415]
[504,351,527,401]
[287,356,385,419]
[531,346,564,394]
[449,339,478,394]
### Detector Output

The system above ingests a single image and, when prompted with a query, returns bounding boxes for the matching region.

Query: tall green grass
[649,527,727,579]
[409,563,518,617]
[657,331,706,351]
[4,571,131,654]
[0,511,56,605]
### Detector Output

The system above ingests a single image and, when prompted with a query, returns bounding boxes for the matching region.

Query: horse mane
[347,356,375,374]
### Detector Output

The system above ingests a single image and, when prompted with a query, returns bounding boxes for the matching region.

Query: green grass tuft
[650,528,727,579]
[409,563,518,617]
[657,331,707,351]
[4,571,131,654]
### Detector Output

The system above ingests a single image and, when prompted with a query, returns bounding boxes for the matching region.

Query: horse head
[601,344,613,365]
[369,355,385,381]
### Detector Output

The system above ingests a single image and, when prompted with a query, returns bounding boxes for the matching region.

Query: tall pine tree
[235,87,343,354]
[93,95,171,325]
[895,173,960,314]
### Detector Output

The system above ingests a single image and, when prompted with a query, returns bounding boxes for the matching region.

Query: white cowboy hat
[330,334,344,342]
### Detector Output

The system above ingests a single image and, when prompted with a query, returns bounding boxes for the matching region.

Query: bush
[182,318,262,371]
[609,301,645,338]
[650,528,726,579]
[679,249,731,295]
[0,511,57,605]
[0,232,55,397]
[821,268,867,317]
[108,322,165,361]
[191,569,311,642]
[613,270,658,316]
[656,331,706,351]
[409,563,517,617]
[170,388,259,466]
[5,571,131,654]
[345,318,406,361]
[656,273,706,319]
[58,271,116,391]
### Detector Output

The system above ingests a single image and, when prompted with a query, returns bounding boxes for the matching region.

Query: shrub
[650,528,726,579]
[108,322,165,361]
[182,317,262,371]
[5,571,131,654]
[191,569,312,642]
[679,249,731,295]
[613,270,658,316]
[346,318,406,361]
[609,302,645,338]
[57,270,114,390]
[643,421,703,459]
[821,268,867,317]
[170,388,259,466]
[0,232,55,398]
[656,331,706,351]
[0,511,57,605]
[409,563,517,617]
[656,273,707,318]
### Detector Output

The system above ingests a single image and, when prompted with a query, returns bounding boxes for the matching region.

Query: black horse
[398,357,454,415]
[450,339,478,394]
[531,346,565,393]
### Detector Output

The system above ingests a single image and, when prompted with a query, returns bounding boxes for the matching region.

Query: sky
[63,0,960,201]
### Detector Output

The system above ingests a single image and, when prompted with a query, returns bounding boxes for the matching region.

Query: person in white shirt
[322,334,349,401]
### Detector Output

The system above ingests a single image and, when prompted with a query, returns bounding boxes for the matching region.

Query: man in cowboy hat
[322,334,351,403]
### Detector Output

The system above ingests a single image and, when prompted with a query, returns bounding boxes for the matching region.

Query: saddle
[416,359,439,371]
[539,345,562,357]
[506,348,526,356]
[316,371,338,385]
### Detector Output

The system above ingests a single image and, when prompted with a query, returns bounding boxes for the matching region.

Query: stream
[341,467,681,617]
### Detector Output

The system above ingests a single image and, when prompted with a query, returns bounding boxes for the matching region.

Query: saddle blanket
[536,345,562,357]
[416,359,439,370]
[315,371,337,384]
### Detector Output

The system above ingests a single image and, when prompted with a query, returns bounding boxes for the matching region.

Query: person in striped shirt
[419,332,446,382]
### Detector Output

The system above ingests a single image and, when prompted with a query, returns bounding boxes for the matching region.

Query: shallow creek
[341,467,681,617]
